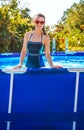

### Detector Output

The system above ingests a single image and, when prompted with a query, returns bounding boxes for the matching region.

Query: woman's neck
[34,29,43,35]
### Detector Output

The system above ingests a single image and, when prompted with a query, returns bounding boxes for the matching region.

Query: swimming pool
[0,52,84,130]
[0,52,84,69]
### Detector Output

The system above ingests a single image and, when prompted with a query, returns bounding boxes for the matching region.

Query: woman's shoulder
[43,33,50,40]
[24,31,34,41]
[25,31,33,37]
[43,33,50,44]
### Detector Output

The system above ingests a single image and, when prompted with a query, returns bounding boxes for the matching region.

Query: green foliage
[0,0,33,52]
[51,0,84,52]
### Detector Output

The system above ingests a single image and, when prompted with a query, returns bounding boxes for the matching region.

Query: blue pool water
[52,55,84,68]
[0,52,84,69]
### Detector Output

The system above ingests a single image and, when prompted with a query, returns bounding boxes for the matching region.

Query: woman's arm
[13,32,28,69]
[44,35,62,68]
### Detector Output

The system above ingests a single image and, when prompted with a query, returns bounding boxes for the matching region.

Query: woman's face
[34,16,45,30]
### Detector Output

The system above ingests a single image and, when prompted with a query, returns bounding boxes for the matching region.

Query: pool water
[52,56,84,68]
[0,55,84,69]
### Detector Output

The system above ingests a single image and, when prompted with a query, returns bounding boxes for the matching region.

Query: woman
[14,13,62,69]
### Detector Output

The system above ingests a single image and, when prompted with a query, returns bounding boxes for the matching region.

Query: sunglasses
[35,20,45,25]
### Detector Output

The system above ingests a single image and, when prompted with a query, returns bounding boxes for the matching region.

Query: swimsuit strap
[28,32,34,41]
[29,32,43,42]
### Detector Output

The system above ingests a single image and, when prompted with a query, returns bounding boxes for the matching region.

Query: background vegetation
[0,0,84,52]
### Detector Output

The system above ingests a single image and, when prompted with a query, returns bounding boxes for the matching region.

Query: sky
[19,0,80,26]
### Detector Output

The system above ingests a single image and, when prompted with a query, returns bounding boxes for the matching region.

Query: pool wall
[0,68,84,130]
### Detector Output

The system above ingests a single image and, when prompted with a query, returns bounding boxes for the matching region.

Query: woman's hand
[52,65,63,69]
[12,64,22,70]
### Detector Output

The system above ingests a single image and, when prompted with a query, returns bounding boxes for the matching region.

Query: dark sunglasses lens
[40,21,44,24]
[35,21,39,24]
[35,21,44,25]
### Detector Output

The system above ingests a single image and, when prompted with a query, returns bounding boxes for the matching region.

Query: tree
[0,0,33,52]
[51,0,84,52]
